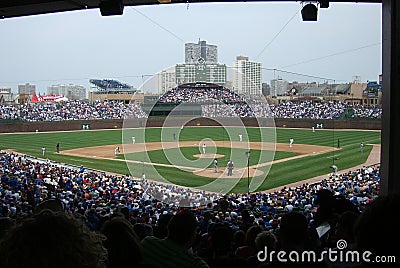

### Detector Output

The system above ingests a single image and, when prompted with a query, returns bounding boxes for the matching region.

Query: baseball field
[0,126,381,193]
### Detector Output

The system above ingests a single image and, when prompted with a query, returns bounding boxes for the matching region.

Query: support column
[381,0,400,195]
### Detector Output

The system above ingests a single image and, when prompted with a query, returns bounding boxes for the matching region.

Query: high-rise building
[262,83,271,96]
[185,39,218,64]
[0,86,11,93]
[156,68,177,94]
[232,56,262,96]
[175,40,226,86]
[18,83,36,95]
[153,39,226,91]
[270,78,289,96]
[47,84,86,100]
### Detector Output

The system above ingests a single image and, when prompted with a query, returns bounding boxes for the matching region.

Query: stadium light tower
[245,151,250,195]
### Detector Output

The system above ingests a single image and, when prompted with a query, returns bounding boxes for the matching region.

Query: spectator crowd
[0,100,147,121]
[0,148,394,267]
[158,86,247,104]
[202,100,382,119]
[1,95,382,122]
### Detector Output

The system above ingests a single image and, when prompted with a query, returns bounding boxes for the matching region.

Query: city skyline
[0,2,382,94]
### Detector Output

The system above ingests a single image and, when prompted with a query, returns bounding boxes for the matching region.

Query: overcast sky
[0,2,382,94]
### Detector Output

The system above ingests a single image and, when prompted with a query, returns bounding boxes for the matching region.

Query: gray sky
[0,2,382,94]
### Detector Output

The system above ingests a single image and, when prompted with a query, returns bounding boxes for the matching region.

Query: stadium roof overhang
[0,0,382,19]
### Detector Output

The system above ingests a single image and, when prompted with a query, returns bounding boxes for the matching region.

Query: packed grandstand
[0,99,382,121]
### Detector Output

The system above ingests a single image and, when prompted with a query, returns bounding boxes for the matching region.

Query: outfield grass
[0,127,381,193]
[248,144,374,192]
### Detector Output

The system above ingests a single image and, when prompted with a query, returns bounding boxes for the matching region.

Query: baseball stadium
[1,1,398,268]
[0,80,386,266]
[0,82,381,195]
[0,81,388,267]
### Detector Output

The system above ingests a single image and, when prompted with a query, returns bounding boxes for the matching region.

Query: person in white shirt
[331,165,338,175]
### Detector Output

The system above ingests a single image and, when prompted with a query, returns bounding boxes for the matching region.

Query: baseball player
[213,158,218,173]
[289,138,294,148]
[227,160,234,176]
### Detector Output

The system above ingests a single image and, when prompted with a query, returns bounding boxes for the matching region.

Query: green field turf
[0,127,381,193]
[119,147,298,168]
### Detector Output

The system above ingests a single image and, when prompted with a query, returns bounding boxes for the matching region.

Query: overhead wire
[254,7,301,60]
[262,68,336,82]
[280,42,381,69]
[130,6,185,43]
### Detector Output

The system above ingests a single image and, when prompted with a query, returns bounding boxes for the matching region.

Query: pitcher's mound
[193,153,225,159]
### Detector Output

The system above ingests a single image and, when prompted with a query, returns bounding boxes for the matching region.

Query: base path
[61,141,331,159]
[194,166,264,179]
[193,153,225,159]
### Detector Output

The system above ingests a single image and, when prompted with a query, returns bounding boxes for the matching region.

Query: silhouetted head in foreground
[354,193,400,264]
[0,209,107,268]
[167,211,198,247]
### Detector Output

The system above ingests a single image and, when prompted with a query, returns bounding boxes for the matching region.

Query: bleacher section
[89,79,136,94]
